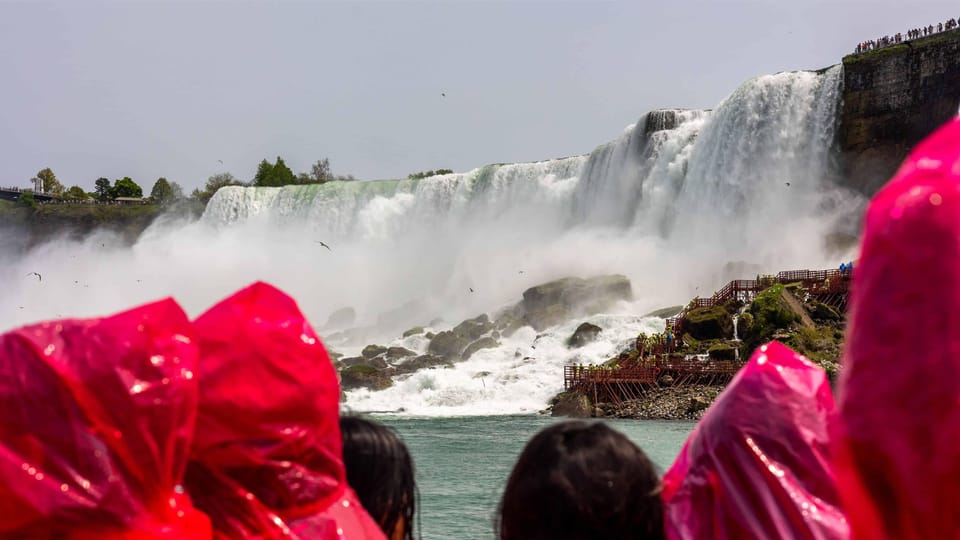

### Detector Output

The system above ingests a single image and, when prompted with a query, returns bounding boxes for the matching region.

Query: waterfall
[203,67,857,314]
[0,66,865,416]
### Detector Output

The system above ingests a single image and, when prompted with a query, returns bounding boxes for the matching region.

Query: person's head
[340,416,417,540]
[497,421,663,540]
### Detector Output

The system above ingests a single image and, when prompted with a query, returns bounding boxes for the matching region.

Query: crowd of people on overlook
[854,17,959,54]
[2,117,960,538]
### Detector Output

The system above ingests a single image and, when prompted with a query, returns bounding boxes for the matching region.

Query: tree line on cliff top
[19,156,358,206]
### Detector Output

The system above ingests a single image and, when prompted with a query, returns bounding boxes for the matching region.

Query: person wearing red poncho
[0,299,211,538]
[184,281,386,540]
[661,341,848,540]
[832,118,960,540]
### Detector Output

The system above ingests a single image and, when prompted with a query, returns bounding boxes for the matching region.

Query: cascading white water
[0,66,864,415]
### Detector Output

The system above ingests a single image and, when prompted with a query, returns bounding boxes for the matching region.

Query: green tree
[95,177,113,201]
[272,157,295,186]
[32,168,65,195]
[253,159,275,187]
[169,181,185,201]
[64,185,89,200]
[112,177,143,198]
[254,156,296,187]
[150,177,174,204]
[16,191,38,210]
[310,158,331,183]
[195,172,241,203]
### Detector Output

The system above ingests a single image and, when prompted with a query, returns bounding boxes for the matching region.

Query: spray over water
[0,67,863,415]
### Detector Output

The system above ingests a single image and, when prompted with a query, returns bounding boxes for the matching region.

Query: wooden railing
[667,267,852,336]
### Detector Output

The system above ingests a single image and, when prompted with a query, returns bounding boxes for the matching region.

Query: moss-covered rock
[386,346,417,360]
[683,306,733,340]
[707,343,737,360]
[743,284,800,346]
[427,330,469,359]
[567,322,602,348]
[361,344,388,359]
[340,356,367,368]
[521,275,632,331]
[340,364,393,391]
[463,336,499,360]
[393,354,452,375]
[551,392,593,418]
[402,326,425,338]
[811,303,842,322]
[452,314,493,341]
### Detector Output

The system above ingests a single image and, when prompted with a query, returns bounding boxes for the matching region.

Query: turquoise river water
[380,415,695,540]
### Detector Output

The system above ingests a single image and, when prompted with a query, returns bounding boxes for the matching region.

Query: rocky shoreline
[550,385,724,421]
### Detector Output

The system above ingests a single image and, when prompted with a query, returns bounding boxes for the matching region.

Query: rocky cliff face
[840,29,960,195]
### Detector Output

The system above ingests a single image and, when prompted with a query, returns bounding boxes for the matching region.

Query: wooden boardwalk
[563,266,851,407]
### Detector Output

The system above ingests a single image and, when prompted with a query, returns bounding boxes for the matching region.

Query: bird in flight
[218,159,223,164]
[469,287,474,293]
[785,182,791,187]
[27,272,41,281]
[518,270,525,274]
[441,93,446,97]
[315,241,331,250]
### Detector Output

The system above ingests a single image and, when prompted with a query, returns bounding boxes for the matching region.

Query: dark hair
[496,421,664,540]
[340,415,418,540]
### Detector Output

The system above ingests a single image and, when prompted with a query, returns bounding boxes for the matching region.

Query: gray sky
[1,0,956,192]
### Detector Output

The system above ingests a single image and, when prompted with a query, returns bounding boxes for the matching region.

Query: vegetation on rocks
[683,305,734,340]
[340,364,393,391]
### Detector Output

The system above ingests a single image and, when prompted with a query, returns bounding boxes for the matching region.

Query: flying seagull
[441,93,446,97]
[785,182,791,187]
[469,287,474,293]
[518,270,525,274]
[27,272,41,282]
[315,241,331,251]
[218,159,223,164]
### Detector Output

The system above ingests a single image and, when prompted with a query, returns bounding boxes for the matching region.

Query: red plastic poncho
[0,299,211,539]
[832,118,960,540]
[662,341,848,540]
[185,282,386,540]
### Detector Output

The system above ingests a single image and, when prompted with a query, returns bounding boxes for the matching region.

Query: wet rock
[551,392,592,418]
[368,357,388,370]
[427,331,470,359]
[386,346,417,360]
[683,305,734,340]
[324,307,356,329]
[340,356,367,368]
[394,354,452,375]
[600,385,723,421]
[362,344,388,359]
[521,275,633,331]
[687,395,712,414]
[567,322,602,348]
[340,365,392,391]
[643,305,684,318]
[707,343,737,360]
[812,302,842,322]
[402,326,425,338]
[659,374,675,386]
[463,336,499,360]
[452,314,493,341]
